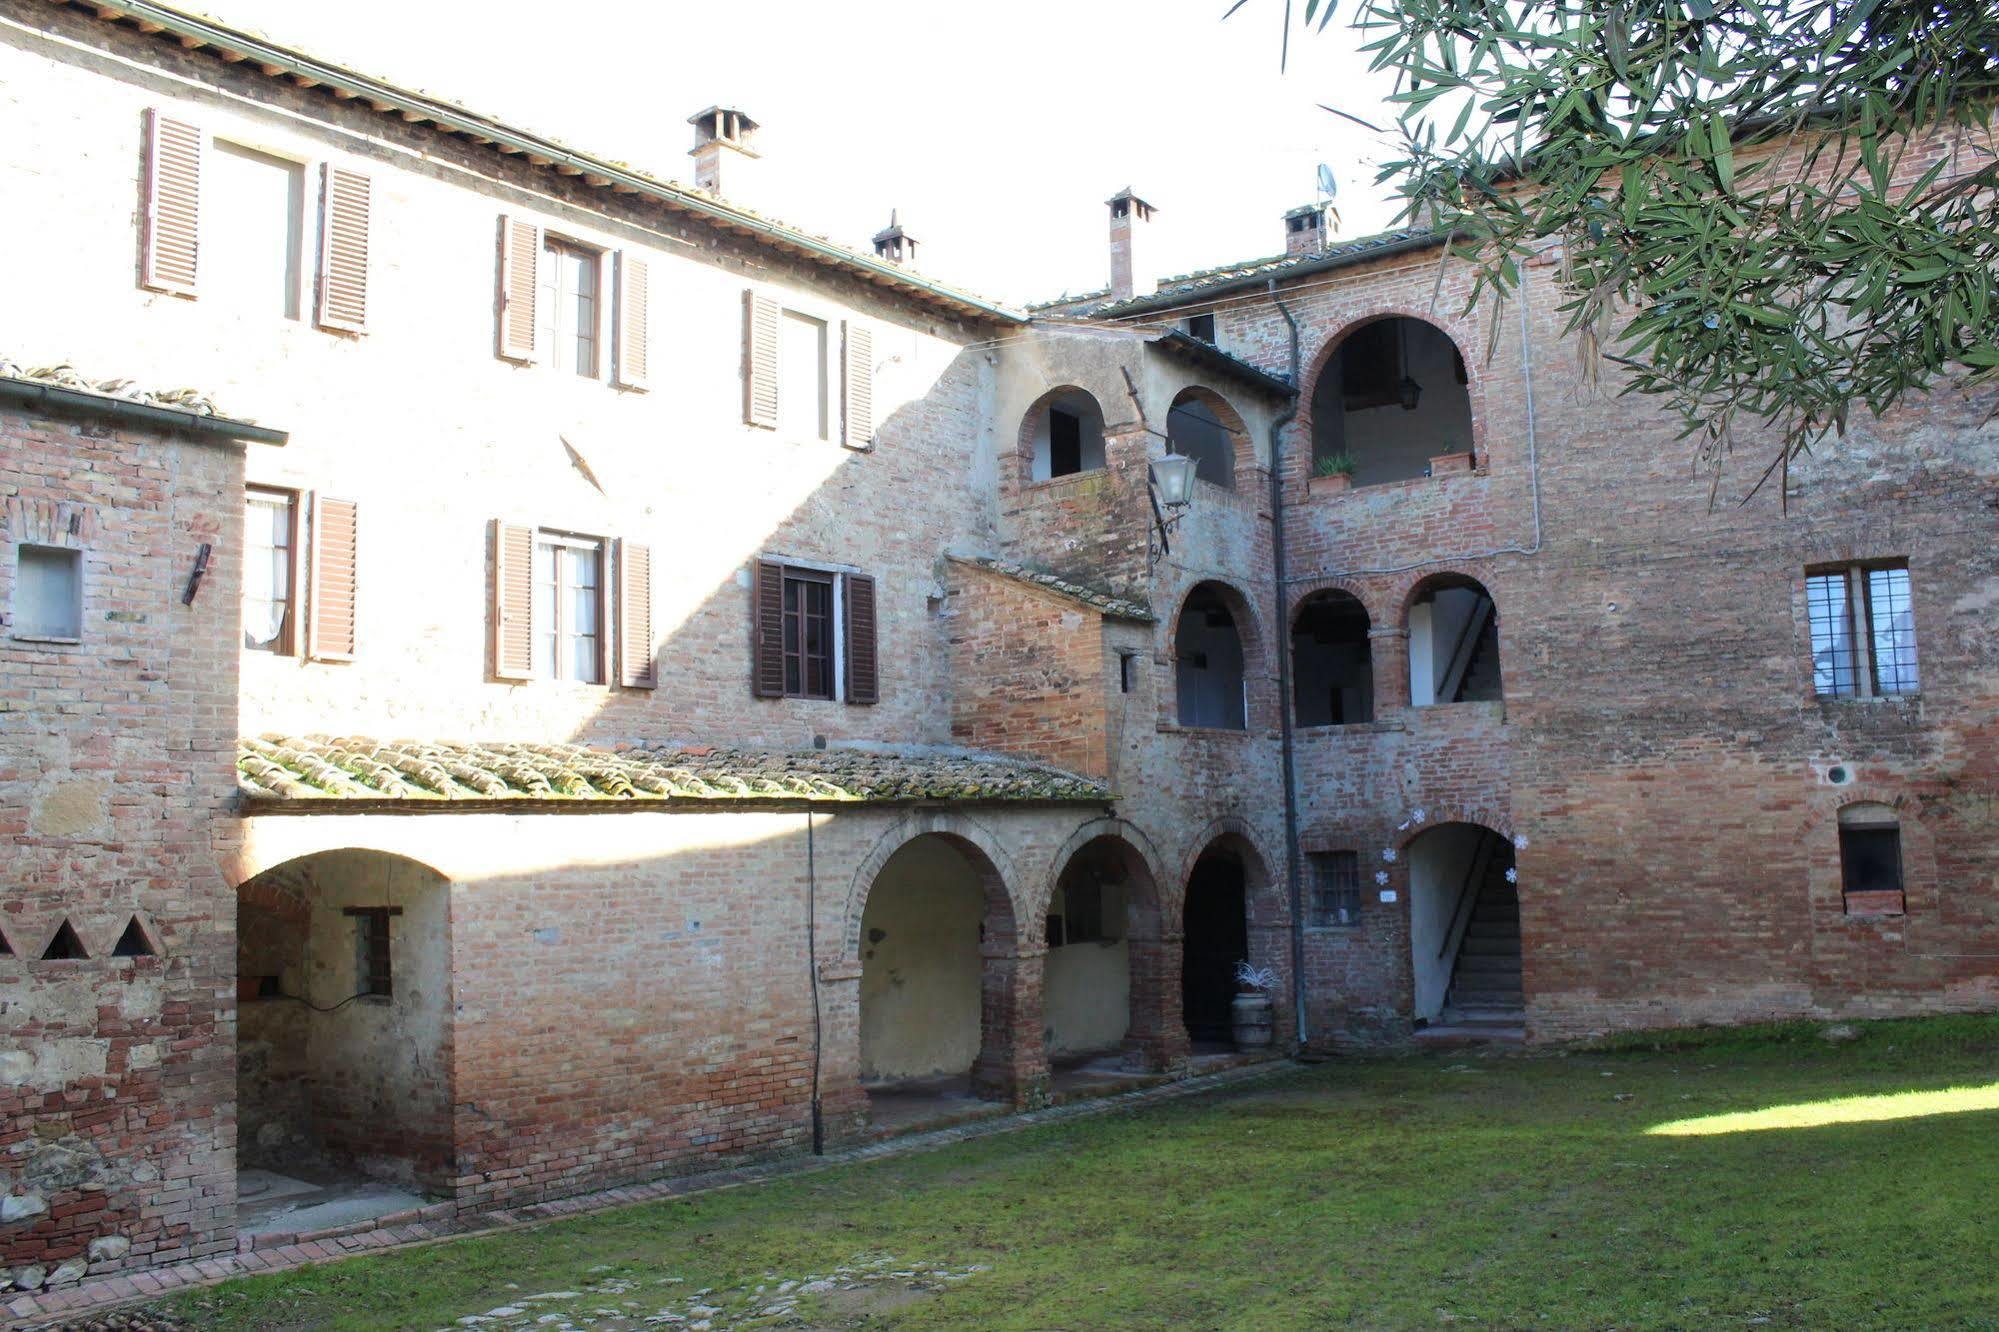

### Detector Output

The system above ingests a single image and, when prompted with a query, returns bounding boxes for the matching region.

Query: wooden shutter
[492,520,535,680]
[744,290,780,428]
[315,165,372,333]
[612,252,650,390]
[497,216,540,362]
[616,539,656,689]
[751,559,786,697]
[307,496,359,662]
[844,572,879,705]
[842,322,874,450]
[141,109,202,296]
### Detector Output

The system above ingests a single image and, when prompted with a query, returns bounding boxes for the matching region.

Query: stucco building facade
[2,0,1994,1296]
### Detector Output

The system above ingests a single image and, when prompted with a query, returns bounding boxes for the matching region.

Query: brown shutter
[844,572,879,705]
[842,322,874,450]
[744,290,780,428]
[141,110,201,296]
[612,252,650,390]
[307,496,359,662]
[492,520,535,680]
[751,559,786,697]
[315,165,372,333]
[497,216,540,362]
[616,539,656,689]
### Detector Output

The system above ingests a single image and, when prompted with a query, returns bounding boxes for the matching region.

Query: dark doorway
[1181,848,1249,1045]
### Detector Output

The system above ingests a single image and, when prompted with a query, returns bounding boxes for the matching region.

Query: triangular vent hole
[42,919,89,961]
[113,917,158,958]
[0,927,14,956]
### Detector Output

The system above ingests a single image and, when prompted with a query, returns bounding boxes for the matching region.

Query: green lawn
[170,1016,1999,1331]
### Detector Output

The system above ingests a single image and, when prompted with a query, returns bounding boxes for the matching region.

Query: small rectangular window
[532,532,604,683]
[1309,851,1362,928]
[208,140,305,320]
[781,567,836,699]
[540,238,601,377]
[1808,562,1918,698]
[1838,819,1905,916]
[12,544,83,641]
[243,487,298,653]
[780,310,830,440]
[1118,650,1137,694]
[1185,312,1217,344]
[344,906,399,997]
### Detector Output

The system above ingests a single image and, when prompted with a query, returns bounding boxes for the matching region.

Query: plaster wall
[1407,823,1485,1021]
[857,837,983,1081]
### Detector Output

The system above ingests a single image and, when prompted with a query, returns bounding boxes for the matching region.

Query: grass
[168,1015,1999,1330]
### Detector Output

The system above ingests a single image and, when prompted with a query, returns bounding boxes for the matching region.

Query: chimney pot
[872,209,919,266]
[688,106,761,199]
[1284,202,1332,257]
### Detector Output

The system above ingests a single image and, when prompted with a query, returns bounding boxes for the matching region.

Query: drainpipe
[1266,278,1309,1051]
[806,809,824,1155]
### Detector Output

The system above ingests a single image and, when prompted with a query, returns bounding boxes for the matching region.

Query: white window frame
[532,529,609,684]
[207,134,310,323]
[538,232,607,379]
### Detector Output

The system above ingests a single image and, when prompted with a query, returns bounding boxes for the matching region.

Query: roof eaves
[75,2,1025,326]
[947,555,1154,622]
[1147,330,1295,397]
[1094,229,1448,318]
[0,373,285,445]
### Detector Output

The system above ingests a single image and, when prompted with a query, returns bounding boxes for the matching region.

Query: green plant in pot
[1313,452,1356,479]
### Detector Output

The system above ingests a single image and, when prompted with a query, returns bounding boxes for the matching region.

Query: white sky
[195,0,1405,307]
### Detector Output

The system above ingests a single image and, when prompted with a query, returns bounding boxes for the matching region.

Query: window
[207,140,305,319]
[344,906,399,997]
[1174,582,1248,729]
[1837,804,1905,916]
[540,238,601,377]
[1047,874,1120,947]
[1808,563,1919,697]
[782,567,836,699]
[1292,590,1373,725]
[1408,575,1500,706]
[533,533,604,683]
[11,544,83,641]
[751,561,878,704]
[1025,389,1107,482]
[1309,317,1475,487]
[1309,851,1362,927]
[243,487,298,653]
[1185,312,1217,344]
[779,310,830,440]
[1166,390,1237,490]
[1118,650,1137,694]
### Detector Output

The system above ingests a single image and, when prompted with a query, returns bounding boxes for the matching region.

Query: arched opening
[1310,316,1473,487]
[857,832,1019,1119]
[1044,835,1176,1078]
[1292,589,1373,725]
[1181,845,1250,1049]
[1407,824,1520,1033]
[1175,581,1249,729]
[1408,575,1501,705]
[1165,388,1239,490]
[235,849,453,1236]
[1024,386,1107,482]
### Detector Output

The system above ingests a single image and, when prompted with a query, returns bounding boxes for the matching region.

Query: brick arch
[1176,815,1281,920]
[842,810,1021,958]
[1166,576,1272,730]
[1166,383,1257,485]
[1401,566,1498,619]
[1295,306,1489,474]
[1288,575,1387,629]
[1044,817,1185,1072]
[1789,783,1940,916]
[1013,383,1111,489]
[1390,805,1518,854]
[1037,816,1170,924]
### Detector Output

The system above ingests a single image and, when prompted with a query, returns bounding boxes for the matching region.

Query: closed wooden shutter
[315,165,372,333]
[744,290,780,428]
[497,216,540,362]
[141,110,202,296]
[612,252,650,390]
[616,539,656,688]
[307,496,359,661]
[844,572,879,705]
[492,519,536,680]
[751,559,786,697]
[842,322,874,450]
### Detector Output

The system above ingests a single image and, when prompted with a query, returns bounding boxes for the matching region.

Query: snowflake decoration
[1381,847,1398,863]
[1409,807,1426,824]
[1513,834,1530,850]
[1375,869,1390,885]
[1504,866,1519,884]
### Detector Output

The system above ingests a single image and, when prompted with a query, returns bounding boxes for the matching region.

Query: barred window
[1807,562,1919,698]
[1309,851,1362,928]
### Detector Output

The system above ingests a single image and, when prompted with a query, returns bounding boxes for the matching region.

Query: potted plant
[1309,452,1355,496]
[1428,437,1475,476]
[1231,961,1278,1049]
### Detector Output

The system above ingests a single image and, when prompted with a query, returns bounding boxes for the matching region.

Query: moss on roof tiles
[238,736,1108,807]
[0,356,232,417]
[947,556,1153,621]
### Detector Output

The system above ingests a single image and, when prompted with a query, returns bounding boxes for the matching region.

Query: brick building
[2,0,1995,1296]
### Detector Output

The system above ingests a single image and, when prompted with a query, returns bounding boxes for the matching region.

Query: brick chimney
[872,210,918,266]
[688,107,760,200]
[1107,187,1158,301]
[1284,202,1331,257]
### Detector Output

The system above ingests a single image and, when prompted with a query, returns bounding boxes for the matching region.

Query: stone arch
[1299,310,1483,488]
[234,847,456,1194]
[1165,384,1254,490]
[1016,383,1110,486]
[1041,818,1183,1072]
[1169,578,1267,731]
[1404,570,1503,706]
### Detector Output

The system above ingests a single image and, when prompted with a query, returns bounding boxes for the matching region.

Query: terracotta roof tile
[947,556,1154,622]
[238,735,1108,806]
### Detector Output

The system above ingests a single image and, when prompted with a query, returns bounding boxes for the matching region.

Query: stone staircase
[1424,843,1523,1043]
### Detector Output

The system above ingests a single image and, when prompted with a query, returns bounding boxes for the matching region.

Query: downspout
[806,810,825,1155]
[1266,278,1309,1051]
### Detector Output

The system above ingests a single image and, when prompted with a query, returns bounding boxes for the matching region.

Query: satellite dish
[1316,163,1338,199]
